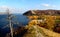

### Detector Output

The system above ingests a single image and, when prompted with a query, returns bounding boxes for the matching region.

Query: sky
[0,0,60,14]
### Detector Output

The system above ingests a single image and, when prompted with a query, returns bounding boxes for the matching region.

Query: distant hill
[0,12,8,15]
[23,10,60,15]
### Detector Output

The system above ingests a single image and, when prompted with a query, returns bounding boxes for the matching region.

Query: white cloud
[0,5,27,14]
[41,3,56,8]
[0,5,23,13]
[41,4,50,7]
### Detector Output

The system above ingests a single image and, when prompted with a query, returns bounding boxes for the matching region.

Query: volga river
[0,14,29,37]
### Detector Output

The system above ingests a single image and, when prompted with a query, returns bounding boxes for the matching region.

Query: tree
[2,8,19,37]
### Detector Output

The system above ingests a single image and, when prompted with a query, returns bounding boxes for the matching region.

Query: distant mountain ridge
[23,10,60,15]
[0,12,8,14]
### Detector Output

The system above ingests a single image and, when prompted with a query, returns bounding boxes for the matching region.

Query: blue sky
[0,0,60,14]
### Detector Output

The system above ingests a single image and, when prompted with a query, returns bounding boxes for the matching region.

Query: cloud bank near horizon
[0,5,26,14]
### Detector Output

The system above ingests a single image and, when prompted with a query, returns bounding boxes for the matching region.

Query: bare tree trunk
[9,20,13,37]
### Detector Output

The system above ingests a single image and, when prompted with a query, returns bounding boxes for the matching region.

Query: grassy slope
[23,25,60,37]
[40,26,60,37]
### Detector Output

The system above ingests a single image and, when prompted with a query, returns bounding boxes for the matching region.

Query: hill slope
[23,25,60,37]
[23,10,60,15]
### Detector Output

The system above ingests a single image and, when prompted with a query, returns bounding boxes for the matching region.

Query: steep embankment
[5,25,60,37]
[23,25,60,37]
[40,26,60,37]
[23,25,46,37]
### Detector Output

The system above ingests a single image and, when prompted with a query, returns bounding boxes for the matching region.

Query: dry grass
[23,25,60,37]
[39,26,60,37]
